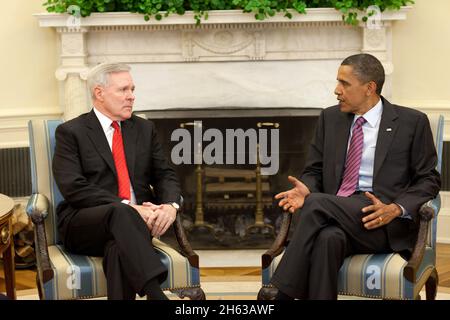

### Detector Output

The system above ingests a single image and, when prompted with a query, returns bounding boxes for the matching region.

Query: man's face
[334,65,370,115]
[96,71,135,121]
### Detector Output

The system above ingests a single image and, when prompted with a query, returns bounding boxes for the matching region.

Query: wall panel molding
[395,99,450,140]
[0,106,62,148]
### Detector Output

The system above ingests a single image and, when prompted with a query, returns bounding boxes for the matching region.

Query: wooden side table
[0,194,15,299]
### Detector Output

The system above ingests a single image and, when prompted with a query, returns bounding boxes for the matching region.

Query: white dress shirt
[348,100,409,218]
[349,99,383,192]
[93,107,137,205]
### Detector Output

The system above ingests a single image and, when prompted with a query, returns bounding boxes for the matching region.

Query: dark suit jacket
[52,110,180,239]
[301,96,441,252]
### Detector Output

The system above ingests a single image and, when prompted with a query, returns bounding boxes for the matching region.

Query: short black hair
[341,54,385,95]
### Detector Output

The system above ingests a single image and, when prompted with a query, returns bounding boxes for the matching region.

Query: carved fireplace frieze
[35,8,410,118]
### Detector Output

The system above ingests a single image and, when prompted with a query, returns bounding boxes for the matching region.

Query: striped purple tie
[337,116,367,197]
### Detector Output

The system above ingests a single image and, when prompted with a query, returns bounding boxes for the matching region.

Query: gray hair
[87,63,131,98]
[341,54,385,95]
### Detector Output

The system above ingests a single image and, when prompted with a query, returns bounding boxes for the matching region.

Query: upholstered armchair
[26,119,205,300]
[258,114,444,300]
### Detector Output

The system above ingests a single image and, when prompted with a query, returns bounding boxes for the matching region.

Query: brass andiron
[192,162,215,233]
[179,122,215,234]
[245,122,279,236]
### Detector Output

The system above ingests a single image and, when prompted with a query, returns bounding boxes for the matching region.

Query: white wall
[0,0,60,148]
[392,0,450,243]
[392,0,450,110]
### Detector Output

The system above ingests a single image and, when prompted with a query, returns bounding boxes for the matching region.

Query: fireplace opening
[143,108,320,249]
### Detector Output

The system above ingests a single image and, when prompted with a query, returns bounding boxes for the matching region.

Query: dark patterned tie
[337,116,367,197]
[111,121,131,200]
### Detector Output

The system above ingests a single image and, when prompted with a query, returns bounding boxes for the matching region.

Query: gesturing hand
[275,176,311,213]
[361,192,402,230]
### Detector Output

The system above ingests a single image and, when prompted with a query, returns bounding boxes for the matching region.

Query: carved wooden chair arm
[26,193,54,283]
[403,200,436,283]
[172,203,199,268]
[262,211,292,269]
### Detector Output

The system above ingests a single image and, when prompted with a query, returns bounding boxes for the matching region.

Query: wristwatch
[168,202,180,212]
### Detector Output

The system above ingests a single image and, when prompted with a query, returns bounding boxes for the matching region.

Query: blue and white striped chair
[258,114,444,300]
[26,119,205,300]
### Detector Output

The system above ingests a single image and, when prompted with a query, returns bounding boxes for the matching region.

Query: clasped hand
[131,202,176,237]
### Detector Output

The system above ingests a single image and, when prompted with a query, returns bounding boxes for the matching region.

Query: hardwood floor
[437,243,450,287]
[2,243,450,293]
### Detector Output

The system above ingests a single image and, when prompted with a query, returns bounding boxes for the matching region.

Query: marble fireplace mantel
[35,8,411,120]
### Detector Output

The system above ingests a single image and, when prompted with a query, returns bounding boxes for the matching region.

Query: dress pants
[271,193,391,300]
[62,202,167,300]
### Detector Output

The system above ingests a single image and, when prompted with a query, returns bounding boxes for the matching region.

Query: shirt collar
[354,98,383,128]
[93,107,117,133]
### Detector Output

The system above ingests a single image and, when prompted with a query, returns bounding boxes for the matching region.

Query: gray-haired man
[53,63,180,299]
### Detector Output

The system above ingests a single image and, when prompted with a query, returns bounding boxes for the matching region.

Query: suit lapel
[335,112,354,188]
[85,110,117,175]
[121,117,137,185]
[373,97,399,179]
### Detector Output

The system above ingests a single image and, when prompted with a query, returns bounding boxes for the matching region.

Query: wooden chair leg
[257,286,278,300]
[425,268,438,300]
[36,273,44,300]
[170,287,206,300]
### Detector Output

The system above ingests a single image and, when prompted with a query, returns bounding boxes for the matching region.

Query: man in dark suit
[271,54,441,300]
[52,63,181,300]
